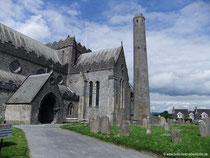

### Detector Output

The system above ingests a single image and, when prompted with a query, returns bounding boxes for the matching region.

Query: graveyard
[61,117,210,158]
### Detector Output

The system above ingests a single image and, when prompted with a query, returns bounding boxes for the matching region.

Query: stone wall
[5,104,32,124]
[64,100,78,118]
[0,91,13,120]
[69,70,115,121]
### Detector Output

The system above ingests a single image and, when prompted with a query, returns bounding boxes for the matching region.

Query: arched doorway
[39,93,57,124]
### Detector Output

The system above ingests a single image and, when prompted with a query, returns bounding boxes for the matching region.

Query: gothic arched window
[67,103,73,116]
[96,81,100,107]
[89,81,93,107]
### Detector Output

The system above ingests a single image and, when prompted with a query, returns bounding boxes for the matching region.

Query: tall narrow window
[115,85,118,105]
[89,81,93,107]
[67,103,73,115]
[96,81,100,107]
[120,79,124,108]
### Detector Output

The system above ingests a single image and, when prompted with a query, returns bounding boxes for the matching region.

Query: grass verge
[61,123,210,158]
[1,127,30,158]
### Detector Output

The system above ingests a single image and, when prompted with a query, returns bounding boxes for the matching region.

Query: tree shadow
[2,142,17,148]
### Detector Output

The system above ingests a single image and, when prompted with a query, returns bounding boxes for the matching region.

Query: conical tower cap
[134,13,145,20]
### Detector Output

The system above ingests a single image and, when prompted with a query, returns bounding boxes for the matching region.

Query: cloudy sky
[0,0,210,112]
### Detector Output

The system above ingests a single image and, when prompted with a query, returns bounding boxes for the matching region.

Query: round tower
[133,13,150,123]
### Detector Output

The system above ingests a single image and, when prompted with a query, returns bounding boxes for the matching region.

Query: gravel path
[16,124,155,158]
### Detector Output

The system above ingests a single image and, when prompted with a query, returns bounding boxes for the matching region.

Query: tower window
[96,81,100,107]
[138,47,140,49]
[136,19,138,23]
[89,81,93,107]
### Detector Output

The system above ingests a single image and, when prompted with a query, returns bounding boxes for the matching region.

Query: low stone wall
[5,104,32,124]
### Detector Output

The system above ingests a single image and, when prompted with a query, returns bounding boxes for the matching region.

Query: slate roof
[0,23,62,64]
[76,46,122,67]
[7,73,51,104]
[58,85,79,101]
[196,109,210,117]
[0,70,26,85]
[175,109,189,117]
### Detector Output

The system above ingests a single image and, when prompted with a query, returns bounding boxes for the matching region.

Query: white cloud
[17,15,51,41]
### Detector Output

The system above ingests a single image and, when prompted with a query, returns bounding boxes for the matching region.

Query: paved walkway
[16,124,154,158]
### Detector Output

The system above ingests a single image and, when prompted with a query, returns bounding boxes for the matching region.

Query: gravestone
[115,115,123,126]
[90,116,100,133]
[198,120,207,137]
[164,122,169,130]
[100,116,111,134]
[151,116,159,125]
[191,120,195,125]
[89,117,95,128]
[84,122,89,127]
[159,117,166,126]
[142,118,147,128]
[172,119,176,124]
[171,129,182,143]
[120,120,129,136]
[205,117,210,137]
[185,120,190,125]
[167,119,173,126]
[146,123,151,134]
[178,119,183,125]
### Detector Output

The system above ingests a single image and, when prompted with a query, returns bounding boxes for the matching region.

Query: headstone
[146,123,151,134]
[178,119,183,125]
[84,122,89,127]
[159,117,166,126]
[90,116,100,133]
[120,120,129,136]
[142,118,147,128]
[167,119,173,126]
[185,120,190,125]
[151,116,159,125]
[115,115,123,126]
[100,116,111,134]
[198,120,207,137]
[191,120,195,125]
[205,117,210,137]
[89,118,95,128]
[171,129,182,143]
[172,119,176,124]
[164,122,169,130]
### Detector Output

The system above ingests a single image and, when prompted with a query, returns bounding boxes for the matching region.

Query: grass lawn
[61,123,210,158]
[1,127,30,158]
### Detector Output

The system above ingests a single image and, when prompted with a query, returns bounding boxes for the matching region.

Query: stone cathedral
[0,14,150,124]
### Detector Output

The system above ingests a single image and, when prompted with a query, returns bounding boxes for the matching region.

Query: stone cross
[100,116,111,134]
[120,120,129,136]
[171,129,182,143]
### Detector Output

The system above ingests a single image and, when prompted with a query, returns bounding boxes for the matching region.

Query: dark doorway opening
[39,93,56,124]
